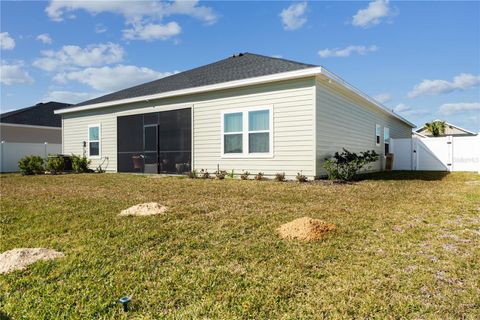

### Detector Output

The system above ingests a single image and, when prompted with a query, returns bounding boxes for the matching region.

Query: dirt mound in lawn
[119,202,167,216]
[277,217,336,241]
[0,248,64,274]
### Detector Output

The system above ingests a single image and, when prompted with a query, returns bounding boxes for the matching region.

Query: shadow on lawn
[356,170,450,181]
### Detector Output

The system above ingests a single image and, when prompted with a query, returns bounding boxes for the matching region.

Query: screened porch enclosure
[117,108,191,174]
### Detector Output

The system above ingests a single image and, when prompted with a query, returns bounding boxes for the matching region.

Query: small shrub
[227,169,235,179]
[274,172,286,182]
[200,169,210,179]
[215,170,227,180]
[46,155,65,174]
[240,171,250,180]
[18,155,44,175]
[71,154,91,173]
[323,148,379,181]
[296,172,308,183]
[188,170,197,179]
[255,172,264,181]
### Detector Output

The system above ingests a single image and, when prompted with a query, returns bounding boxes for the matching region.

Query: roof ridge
[1,102,71,119]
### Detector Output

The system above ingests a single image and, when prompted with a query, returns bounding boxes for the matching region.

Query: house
[415,120,477,137]
[56,53,415,178]
[1,101,71,144]
[0,101,71,172]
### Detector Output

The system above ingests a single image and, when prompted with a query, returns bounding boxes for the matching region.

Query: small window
[88,124,100,157]
[384,127,390,154]
[222,107,272,157]
[248,110,270,153]
[224,112,243,154]
[375,124,381,146]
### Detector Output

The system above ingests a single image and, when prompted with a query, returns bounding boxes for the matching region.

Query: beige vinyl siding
[63,77,316,177]
[315,78,412,176]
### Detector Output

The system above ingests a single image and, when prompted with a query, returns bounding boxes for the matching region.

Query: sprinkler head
[119,296,131,312]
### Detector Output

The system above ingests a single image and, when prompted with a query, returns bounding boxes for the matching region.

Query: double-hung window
[222,107,272,157]
[375,124,381,146]
[384,127,390,154]
[88,124,101,158]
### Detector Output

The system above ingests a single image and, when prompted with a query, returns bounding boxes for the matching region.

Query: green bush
[18,155,44,175]
[71,154,91,173]
[255,172,264,181]
[323,148,379,181]
[46,155,65,174]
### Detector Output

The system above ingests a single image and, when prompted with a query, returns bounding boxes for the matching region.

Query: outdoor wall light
[119,296,131,312]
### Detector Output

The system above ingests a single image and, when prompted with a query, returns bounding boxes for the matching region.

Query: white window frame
[384,127,390,153]
[87,124,101,159]
[375,124,381,146]
[221,105,274,158]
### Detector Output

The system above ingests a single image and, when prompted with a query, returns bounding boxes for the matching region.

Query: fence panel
[452,136,480,172]
[0,142,61,172]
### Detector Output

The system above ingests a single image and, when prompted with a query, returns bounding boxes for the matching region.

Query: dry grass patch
[277,216,336,241]
[0,248,64,274]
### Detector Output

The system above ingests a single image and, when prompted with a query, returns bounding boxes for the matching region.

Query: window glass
[376,125,381,145]
[224,134,243,153]
[224,113,243,133]
[249,110,269,131]
[384,127,390,154]
[249,132,269,153]
[89,142,99,156]
[89,126,99,141]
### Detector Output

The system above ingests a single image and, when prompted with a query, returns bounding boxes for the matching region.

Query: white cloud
[408,73,480,98]
[0,61,34,85]
[45,0,217,41]
[123,22,181,41]
[36,33,53,44]
[374,92,391,104]
[318,45,377,58]
[43,90,101,104]
[280,2,308,31]
[0,32,15,50]
[352,0,393,28]
[394,103,411,113]
[439,102,480,115]
[53,64,174,92]
[33,42,124,71]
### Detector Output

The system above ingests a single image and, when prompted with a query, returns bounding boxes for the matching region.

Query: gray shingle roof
[1,102,72,127]
[75,53,317,107]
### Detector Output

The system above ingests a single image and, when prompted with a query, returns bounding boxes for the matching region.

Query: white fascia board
[0,122,62,130]
[55,67,322,115]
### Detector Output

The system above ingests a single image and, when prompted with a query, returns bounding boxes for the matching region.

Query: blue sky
[1,0,479,131]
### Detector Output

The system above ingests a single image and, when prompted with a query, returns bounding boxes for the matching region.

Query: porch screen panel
[158,108,191,174]
[117,114,144,172]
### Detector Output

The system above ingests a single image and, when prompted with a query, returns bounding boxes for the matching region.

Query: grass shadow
[356,170,450,181]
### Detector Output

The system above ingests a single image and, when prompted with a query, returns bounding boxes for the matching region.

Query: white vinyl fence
[0,142,61,172]
[391,135,480,172]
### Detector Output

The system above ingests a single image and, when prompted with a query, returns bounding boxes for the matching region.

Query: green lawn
[0,172,479,319]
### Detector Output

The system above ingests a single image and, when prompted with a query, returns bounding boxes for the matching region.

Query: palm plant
[424,120,446,137]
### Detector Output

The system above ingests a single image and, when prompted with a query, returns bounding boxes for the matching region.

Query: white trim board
[0,123,62,130]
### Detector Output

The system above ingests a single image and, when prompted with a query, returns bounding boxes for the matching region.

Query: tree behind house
[425,121,446,137]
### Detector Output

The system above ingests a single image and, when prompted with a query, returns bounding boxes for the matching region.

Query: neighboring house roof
[74,53,316,107]
[415,120,477,136]
[55,52,415,128]
[1,101,72,127]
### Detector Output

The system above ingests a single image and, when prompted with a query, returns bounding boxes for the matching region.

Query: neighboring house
[56,53,415,178]
[0,101,71,172]
[415,120,477,137]
[1,101,71,144]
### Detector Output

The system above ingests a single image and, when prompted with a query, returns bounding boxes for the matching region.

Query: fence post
[447,136,453,172]
[0,140,4,173]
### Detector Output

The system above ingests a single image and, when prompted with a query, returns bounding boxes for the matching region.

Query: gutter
[55,66,415,128]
